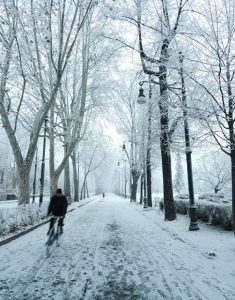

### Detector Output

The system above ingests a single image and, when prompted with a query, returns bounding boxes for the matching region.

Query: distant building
[0,167,18,201]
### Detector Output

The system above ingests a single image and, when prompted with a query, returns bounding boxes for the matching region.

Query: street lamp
[124,159,127,198]
[136,81,149,208]
[137,82,146,104]
[117,161,120,195]
[179,52,199,231]
[32,147,38,203]
[39,116,48,207]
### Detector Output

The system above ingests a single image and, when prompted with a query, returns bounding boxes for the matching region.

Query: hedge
[174,199,233,230]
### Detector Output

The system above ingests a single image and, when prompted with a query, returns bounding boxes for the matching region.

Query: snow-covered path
[0,194,234,300]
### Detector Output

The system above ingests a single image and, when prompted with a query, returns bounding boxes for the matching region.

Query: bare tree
[195,152,231,195]
[80,144,106,199]
[188,0,235,232]
[0,0,95,204]
[49,7,99,197]
[136,0,189,220]
[112,76,143,202]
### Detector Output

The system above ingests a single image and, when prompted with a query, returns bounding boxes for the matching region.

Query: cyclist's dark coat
[48,194,68,216]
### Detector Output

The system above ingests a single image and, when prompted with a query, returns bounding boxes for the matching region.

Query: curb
[0,219,50,247]
[0,199,94,247]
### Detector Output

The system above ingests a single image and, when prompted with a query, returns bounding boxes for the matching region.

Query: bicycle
[46,216,64,257]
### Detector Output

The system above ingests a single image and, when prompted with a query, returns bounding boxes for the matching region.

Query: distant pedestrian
[102,192,105,199]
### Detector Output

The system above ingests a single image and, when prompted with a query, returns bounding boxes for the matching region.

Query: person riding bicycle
[47,188,68,235]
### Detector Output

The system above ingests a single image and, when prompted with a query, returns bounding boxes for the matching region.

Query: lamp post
[146,81,152,207]
[179,52,199,231]
[124,159,127,198]
[122,143,131,199]
[39,116,48,207]
[117,161,120,195]
[143,164,147,208]
[32,147,38,203]
[137,80,152,208]
[137,82,146,104]
[114,169,118,194]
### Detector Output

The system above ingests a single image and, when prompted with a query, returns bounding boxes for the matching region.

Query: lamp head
[137,83,146,104]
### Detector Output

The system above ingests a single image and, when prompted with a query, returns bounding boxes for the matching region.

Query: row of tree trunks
[231,151,235,234]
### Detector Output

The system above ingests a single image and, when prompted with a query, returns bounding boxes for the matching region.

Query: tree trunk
[226,61,235,235]
[160,142,176,220]
[80,185,83,200]
[49,107,56,197]
[131,182,138,202]
[159,63,176,221]
[140,174,143,204]
[231,150,235,234]
[18,166,30,205]
[146,148,152,207]
[146,81,152,207]
[64,147,71,202]
[71,152,79,202]
[83,181,86,199]
[85,178,89,198]
[80,176,86,200]
[77,153,80,201]
[131,169,140,201]
[50,174,59,197]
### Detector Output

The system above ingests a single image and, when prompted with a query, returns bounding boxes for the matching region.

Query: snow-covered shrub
[175,194,189,200]
[0,211,7,235]
[8,213,20,233]
[175,198,233,230]
[174,199,188,215]
[0,202,49,238]
[198,193,225,203]
[19,202,48,228]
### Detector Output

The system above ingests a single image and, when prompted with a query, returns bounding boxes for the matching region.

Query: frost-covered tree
[188,0,235,232]
[135,0,191,220]
[112,75,142,202]
[0,0,96,204]
[79,132,107,199]
[48,3,112,198]
[195,151,231,195]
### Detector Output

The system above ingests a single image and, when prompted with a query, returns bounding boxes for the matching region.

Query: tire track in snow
[39,202,107,300]
[0,200,98,300]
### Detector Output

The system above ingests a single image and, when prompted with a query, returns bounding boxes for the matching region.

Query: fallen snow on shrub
[175,197,233,230]
[0,202,48,239]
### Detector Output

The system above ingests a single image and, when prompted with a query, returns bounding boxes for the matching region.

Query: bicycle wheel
[55,224,63,246]
[46,228,55,257]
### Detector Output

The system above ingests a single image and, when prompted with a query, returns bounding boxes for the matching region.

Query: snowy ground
[0,194,234,300]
